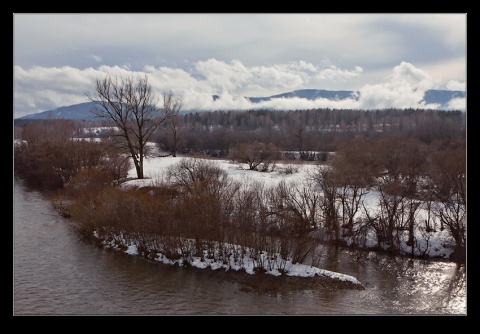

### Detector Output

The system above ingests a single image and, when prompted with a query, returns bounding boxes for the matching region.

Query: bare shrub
[228,179,265,247]
[278,164,301,175]
[165,158,240,246]
[63,168,115,199]
[229,142,280,171]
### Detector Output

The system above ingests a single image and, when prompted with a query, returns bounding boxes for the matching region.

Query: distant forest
[14,107,466,159]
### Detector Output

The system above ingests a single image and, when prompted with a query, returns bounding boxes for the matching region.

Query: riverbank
[74,229,365,294]
[195,266,366,294]
[86,241,366,294]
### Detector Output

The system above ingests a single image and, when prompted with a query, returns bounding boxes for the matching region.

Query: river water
[13,178,467,315]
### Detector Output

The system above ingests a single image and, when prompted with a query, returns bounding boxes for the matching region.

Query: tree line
[152,107,465,158]
[16,99,465,162]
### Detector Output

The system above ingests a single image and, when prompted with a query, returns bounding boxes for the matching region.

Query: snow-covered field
[121,154,456,259]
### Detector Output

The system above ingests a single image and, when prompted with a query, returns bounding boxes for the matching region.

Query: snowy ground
[94,153,458,284]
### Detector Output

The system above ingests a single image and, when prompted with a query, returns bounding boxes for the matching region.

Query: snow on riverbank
[97,234,362,285]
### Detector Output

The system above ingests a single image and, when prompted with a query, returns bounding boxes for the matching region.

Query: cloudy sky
[13,13,467,118]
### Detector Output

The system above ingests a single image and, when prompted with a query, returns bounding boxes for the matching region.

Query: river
[13,178,467,315]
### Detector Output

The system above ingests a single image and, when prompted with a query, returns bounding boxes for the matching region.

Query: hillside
[18,102,100,121]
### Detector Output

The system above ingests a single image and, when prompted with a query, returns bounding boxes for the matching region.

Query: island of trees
[14,75,466,275]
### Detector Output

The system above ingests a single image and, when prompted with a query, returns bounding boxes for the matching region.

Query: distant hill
[422,89,466,106]
[18,102,100,121]
[246,89,465,107]
[17,89,465,120]
[246,89,356,103]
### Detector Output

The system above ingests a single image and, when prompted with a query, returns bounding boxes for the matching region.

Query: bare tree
[270,179,321,234]
[86,74,179,179]
[312,165,340,241]
[428,141,466,262]
[372,136,426,254]
[331,138,377,240]
[163,91,183,157]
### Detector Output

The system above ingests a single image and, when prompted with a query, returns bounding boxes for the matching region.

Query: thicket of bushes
[65,158,323,272]
[14,120,131,191]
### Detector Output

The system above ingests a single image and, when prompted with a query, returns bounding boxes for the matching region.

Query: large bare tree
[86,74,180,179]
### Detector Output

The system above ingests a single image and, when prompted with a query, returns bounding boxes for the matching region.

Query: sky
[108,152,457,285]
[13,13,467,118]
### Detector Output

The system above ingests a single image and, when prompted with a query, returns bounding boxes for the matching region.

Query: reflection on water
[13,178,466,315]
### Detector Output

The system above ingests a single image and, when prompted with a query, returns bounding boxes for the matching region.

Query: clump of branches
[229,141,280,172]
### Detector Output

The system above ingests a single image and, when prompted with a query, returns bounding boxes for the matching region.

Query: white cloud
[390,61,435,90]
[252,97,360,111]
[446,80,466,91]
[13,60,465,118]
[446,98,467,111]
[354,62,440,110]
[194,59,253,93]
[315,65,364,82]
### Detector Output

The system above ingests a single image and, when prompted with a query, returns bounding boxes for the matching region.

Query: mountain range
[17,89,466,121]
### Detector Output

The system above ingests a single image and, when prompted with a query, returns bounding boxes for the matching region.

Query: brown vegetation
[14,105,466,265]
